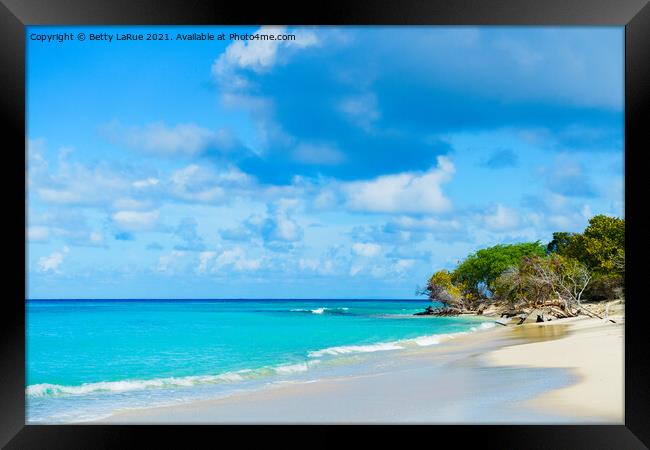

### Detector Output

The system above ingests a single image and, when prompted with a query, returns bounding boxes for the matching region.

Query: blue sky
[26,26,624,299]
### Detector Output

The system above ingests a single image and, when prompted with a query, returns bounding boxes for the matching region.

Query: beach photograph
[26,25,624,424]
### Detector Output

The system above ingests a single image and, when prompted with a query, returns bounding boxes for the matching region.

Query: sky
[26,26,624,299]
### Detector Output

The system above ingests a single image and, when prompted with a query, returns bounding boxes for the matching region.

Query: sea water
[26,299,493,423]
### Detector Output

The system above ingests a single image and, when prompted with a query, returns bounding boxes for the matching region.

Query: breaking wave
[26,361,321,398]
[290,307,350,315]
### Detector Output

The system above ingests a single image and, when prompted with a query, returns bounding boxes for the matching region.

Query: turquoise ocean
[26,299,494,423]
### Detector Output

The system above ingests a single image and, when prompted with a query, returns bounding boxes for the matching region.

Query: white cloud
[197,251,217,273]
[212,26,319,84]
[27,226,49,242]
[483,204,520,231]
[387,216,462,233]
[103,121,237,156]
[196,248,262,273]
[343,155,455,213]
[112,210,160,232]
[132,177,159,188]
[265,213,301,243]
[349,264,363,277]
[394,258,416,272]
[221,200,303,250]
[156,250,185,273]
[215,247,261,271]
[112,197,153,211]
[169,165,225,203]
[28,210,108,247]
[298,258,320,271]
[352,242,381,257]
[38,246,69,273]
[168,164,252,204]
[34,157,131,206]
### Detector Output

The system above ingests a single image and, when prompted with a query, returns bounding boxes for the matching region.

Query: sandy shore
[486,316,624,422]
[98,316,623,424]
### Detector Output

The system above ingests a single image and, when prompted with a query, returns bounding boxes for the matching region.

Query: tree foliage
[495,254,591,311]
[548,215,624,276]
[452,242,547,299]
[422,214,624,314]
[425,270,463,308]
[547,215,624,300]
[546,232,579,256]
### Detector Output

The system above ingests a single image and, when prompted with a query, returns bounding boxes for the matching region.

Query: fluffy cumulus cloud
[34,158,131,206]
[197,247,262,273]
[169,164,253,204]
[483,204,520,231]
[156,250,186,274]
[38,246,70,273]
[28,209,106,247]
[112,210,160,232]
[343,156,455,214]
[212,26,319,89]
[352,242,381,257]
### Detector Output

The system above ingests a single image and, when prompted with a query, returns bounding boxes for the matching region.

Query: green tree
[546,215,624,300]
[452,242,547,299]
[547,232,579,255]
[548,215,624,275]
[425,270,463,307]
[581,215,624,275]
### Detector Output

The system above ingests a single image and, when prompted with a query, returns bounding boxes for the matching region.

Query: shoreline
[95,315,623,424]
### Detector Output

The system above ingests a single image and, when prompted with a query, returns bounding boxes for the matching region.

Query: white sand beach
[97,315,624,424]
[486,316,624,422]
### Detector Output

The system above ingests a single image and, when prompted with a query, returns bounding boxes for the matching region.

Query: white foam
[470,322,497,332]
[291,307,348,314]
[26,360,328,399]
[26,370,254,398]
[308,342,404,358]
[412,335,442,346]
[273,360,320,374]
[309,320,498,357]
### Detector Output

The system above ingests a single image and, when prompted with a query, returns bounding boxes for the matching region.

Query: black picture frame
[2,0,649,448]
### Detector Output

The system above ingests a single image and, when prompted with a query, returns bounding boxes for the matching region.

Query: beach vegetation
[425,270,464,310]
[547,215,624,301]
[421,215,624,318]
[494,254,591,312]
[451,242,547,300]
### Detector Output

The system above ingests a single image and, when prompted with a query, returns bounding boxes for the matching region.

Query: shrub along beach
[418,214,625,324]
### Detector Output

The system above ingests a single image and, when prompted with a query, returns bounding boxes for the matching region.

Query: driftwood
[415,300,618,323]
[576,305,616,323]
